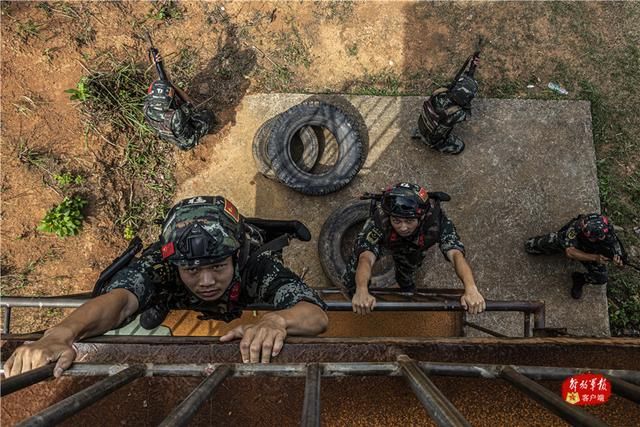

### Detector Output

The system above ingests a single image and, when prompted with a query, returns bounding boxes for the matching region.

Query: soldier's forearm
[565,247,599,263]
[450,251,477,291]
[265,302,328,336]
[355,252,375,293]
[46,289,139,343]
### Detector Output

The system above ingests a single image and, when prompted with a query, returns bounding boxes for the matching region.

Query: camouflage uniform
[101,197,326,326]
[525,214,623,285]
[143,80,213,151]
[342,201,465,295]
[414,88,470,154]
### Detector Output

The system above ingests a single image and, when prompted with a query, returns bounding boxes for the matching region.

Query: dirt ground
[1,1,639,334]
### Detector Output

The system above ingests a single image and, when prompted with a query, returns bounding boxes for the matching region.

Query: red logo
[223,199,240,222]
[418,187,428,201]
[161,242,175,260]
[562,373,611,406]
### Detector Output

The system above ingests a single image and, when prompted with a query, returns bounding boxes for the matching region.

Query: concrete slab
[176,94,608,337]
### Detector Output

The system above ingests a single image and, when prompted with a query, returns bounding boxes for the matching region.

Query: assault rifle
[449,35,485,88]
[146,32,169,81]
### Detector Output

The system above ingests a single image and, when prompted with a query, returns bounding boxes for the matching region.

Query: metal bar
[4,334,639,349]
[524,312,531,337]
[319,288,465,295]
[0,296,545,315]
[462,321,508,338]
[301,364,322,427]
[499,366,607,427]
[16,365,145,427]
[1,362,639,384]
[606,374,640,403]
[1,364,55,397]
[533,304,545,330]
[397,355,471,427]
[3,306,11,334]
[159,365,232,427]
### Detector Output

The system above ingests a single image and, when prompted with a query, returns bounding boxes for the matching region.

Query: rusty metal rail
[2,357,637,427]
[0,291,546,337]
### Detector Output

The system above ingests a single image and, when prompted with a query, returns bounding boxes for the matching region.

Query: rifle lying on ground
[146,32,169,81]
[449,35,485,87]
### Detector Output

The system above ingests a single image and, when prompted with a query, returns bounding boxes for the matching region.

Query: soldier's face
[178,256,235,301]
[390,216,419,237]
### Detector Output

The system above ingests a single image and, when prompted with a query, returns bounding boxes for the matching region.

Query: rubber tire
[318,199,395,289]
[267,101,365,195]
[253,120,320,180]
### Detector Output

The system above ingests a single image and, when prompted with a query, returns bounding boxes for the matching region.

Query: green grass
[67,54,177,241]
[148,0,184,22]
[277,25,312,68]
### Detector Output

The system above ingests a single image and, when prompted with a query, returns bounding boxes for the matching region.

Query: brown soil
[1,1,638,334]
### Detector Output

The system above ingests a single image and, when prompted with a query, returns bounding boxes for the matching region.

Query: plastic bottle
[547,82,569,95]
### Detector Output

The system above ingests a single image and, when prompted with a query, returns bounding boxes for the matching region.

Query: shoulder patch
[366,228,382,245]
[223,199,240,222]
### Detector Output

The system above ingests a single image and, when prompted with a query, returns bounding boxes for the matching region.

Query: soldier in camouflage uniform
[411,56,479,155]
[144,72,213,151]
[342,183,486,315]
[4,196,328,378]
[525,213,624,299]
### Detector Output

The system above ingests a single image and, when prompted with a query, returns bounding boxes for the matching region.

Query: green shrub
[38,196,88,237]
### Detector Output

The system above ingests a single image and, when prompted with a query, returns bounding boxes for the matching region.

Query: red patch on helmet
[161,242,175,259]
[418,187,428,202]
[147,83,153,94]
[223,199,240,222]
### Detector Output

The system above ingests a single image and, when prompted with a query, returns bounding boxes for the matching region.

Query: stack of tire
[252,101,365,196]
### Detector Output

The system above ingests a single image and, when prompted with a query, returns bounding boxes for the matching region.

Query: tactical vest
[417,88,462,143]
[372,200,443,252]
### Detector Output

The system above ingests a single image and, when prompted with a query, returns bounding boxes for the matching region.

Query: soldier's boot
[411,128,423,139]
[140,302,170,330]
[192,110,214,138]
[571,272,586,300]
[524,238,545,255]
[430,134,465,155]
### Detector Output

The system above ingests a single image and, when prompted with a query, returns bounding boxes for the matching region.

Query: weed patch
[38,196,88,238]
[15,19,41,43]
[148,0,184,22]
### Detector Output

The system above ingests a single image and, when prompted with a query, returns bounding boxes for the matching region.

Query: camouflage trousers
[525,233,608,285]
[342,251,424,297]
[413,128,465,155]
[173,110,214,150]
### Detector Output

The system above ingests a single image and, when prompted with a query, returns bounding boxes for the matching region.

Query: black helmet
[380,183,430,218]
[147,80,175,112]
[160,196,244,267]
[448,74,478,107]
[579,214,612,242]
